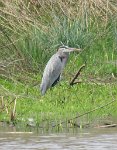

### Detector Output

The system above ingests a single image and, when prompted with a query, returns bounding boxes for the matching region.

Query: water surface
[0,127,117,150]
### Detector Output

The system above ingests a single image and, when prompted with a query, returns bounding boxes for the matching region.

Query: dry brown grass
[0,0,117,75]
[0,0,117,33]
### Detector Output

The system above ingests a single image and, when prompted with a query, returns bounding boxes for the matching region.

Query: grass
[0,70,117,129]
[0,0,117,130]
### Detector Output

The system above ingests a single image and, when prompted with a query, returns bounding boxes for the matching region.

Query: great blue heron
[40,46,81,95]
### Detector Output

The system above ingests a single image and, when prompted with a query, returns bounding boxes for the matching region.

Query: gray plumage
[40,46,81,95]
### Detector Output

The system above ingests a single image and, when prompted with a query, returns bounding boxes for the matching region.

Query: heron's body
[40,52,68,95]
[40,46,81,95]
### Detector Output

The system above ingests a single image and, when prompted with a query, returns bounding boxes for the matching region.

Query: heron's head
[58,45,81,54]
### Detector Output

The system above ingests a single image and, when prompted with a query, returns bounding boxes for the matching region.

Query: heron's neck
[59,53,69,62]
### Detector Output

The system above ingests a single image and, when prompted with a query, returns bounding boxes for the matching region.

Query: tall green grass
[1,17,117,76]
[1,0,117,73]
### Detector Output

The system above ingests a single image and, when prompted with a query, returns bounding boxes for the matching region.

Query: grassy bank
[0,75,117,129]
[0,0,117,129]
[0,75,117,130]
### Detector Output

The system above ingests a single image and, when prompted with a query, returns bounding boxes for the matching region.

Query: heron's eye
[65,46,68,49]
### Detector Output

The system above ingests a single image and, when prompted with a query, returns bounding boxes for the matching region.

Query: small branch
[0,97,17,113]
[0,96,9,114]
[70,64,85,86]
[69,99,116,122]
[11,97,17,122]
[52,99,116,127]
[1,96,4,109]
[95,124,117,128]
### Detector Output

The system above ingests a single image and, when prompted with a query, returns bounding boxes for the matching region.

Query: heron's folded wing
[44,54,62,86]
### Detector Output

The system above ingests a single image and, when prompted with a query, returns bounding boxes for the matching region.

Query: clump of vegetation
[0,0,117,129]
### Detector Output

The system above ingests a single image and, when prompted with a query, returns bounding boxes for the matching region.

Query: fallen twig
[52,99,116,127]
[95,124,117,128]
[70,64,85,86]
[1,132,33,134]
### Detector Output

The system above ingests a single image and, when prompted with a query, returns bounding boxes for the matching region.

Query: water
[0,127,117,150]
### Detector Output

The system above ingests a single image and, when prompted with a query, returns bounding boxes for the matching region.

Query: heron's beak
[65,47,81,53]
